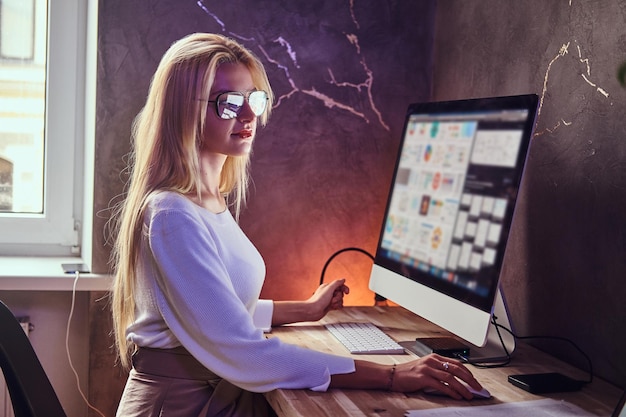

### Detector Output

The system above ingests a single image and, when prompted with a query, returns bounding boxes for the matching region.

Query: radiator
[0,317,30,417]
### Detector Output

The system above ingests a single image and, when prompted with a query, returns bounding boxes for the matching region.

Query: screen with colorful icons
[376,95,538,313]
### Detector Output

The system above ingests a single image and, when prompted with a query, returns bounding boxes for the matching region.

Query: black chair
[0,300,67,417]
[612,389,626,417]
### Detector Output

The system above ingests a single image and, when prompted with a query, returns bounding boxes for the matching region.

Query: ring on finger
[443,361,449,371]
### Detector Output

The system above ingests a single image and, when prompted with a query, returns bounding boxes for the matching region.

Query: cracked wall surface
[434,0,626,388]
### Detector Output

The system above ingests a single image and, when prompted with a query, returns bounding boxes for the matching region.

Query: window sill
[0,256,112,291]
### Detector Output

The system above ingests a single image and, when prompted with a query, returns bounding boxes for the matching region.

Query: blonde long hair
[111,33,273,368]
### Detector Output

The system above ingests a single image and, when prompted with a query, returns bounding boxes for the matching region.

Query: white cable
[66,271,107,417]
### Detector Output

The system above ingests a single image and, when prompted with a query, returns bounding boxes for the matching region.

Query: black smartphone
[508,372,584,394]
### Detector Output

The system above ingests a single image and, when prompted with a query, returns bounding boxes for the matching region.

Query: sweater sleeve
[147,206,354,393]
[252,299,273,332]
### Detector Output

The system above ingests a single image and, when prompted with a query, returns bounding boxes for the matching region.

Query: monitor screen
[370,94,538,349]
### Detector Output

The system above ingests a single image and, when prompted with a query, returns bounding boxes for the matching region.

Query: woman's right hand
[389,354,482,400]
[330,354,483,400]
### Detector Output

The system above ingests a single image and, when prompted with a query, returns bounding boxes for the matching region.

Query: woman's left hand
[271,279,350,326]
[306,279,350,321]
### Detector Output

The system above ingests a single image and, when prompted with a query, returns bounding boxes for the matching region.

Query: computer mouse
[468,385,492,399]
[423,380,491,399]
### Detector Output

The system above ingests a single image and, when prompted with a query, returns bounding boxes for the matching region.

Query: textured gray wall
[433,1,626,388]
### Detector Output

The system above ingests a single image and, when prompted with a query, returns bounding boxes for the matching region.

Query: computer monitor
[369,94,538,362]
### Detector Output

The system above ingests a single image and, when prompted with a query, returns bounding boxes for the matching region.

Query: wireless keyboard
[325,322,405,354]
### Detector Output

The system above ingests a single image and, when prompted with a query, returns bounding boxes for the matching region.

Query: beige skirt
[115,347,275,417]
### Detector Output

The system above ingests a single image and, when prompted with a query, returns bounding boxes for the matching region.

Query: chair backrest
[0,300,67,417]
[613,389,626,417]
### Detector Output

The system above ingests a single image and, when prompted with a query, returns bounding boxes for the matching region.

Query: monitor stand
[401,288,516,364]
[469,288,516,363]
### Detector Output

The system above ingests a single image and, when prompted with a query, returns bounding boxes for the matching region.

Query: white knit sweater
[126,191,355,392]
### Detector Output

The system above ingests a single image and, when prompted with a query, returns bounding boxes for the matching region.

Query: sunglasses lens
[248,91,268,116]
[217,93,245,119]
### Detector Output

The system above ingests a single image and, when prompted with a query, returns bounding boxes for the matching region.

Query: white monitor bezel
[369,263,491,346]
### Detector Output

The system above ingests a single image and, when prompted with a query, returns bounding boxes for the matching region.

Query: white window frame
[0,0,92,258]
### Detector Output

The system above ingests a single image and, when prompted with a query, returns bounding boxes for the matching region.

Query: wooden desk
[265,306,622,417]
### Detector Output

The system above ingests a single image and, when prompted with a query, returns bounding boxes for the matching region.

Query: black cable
[458,315,594,384]
[319,247,387,303]
[492,319,594,383]
[319,247,374,286]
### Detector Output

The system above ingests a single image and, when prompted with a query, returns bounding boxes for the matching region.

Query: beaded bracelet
[387,364,397,391]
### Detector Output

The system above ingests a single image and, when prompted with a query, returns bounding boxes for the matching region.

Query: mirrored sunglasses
[207,90,268,120]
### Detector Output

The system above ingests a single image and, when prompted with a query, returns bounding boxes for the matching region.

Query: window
[0,0,44,214]
[0,0,90,257]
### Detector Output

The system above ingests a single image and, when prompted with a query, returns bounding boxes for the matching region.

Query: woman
[111,33,483,417]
